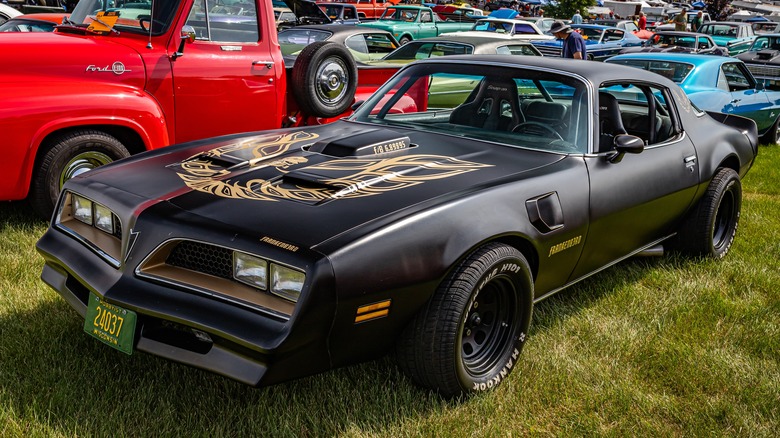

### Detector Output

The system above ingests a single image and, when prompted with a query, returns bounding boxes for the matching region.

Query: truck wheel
[291,41,358,118]
[30,130,130,219]
[398,36,412,45]
[395,243,534,397]
[671,168,741,259]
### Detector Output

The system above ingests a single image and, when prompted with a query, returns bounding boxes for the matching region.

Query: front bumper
[36,216,337,387]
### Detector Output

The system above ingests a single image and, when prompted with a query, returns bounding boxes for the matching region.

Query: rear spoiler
[706,111,758,152]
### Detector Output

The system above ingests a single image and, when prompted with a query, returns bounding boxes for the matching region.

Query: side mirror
[756,82,766,91]
[608,134,644,163]
[172,26,196,60]
[351,100,364,111]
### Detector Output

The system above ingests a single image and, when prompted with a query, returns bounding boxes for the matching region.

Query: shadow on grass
[0,201,46,230]
[0,258,684,436]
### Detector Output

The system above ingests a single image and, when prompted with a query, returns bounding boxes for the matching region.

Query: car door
[600,29,625,59]
[172,0,281,143]
[718,62,774,132]
[418,11,437,37]
[572,82,698,279]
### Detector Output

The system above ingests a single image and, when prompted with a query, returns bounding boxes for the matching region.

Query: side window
[365,34,399,58]
[721,63,752,91]
[421,12,432,22]
[598,83,677,151]
[344,8,356,20]
[186,0,259,43]
[345,35,369,54]
[497,45,538,56]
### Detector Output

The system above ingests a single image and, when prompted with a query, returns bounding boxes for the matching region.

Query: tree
[544,0,595,21]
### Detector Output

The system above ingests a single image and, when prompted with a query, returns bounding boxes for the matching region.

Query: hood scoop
[308,129,413,157]
[757,49,779,60]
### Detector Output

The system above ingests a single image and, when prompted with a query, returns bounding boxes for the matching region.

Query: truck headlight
[72,195,93,225]
[270,263,305,302]
[233,252,268,290]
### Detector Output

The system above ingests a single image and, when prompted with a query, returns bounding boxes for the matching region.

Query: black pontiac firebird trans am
[37,56,758,397]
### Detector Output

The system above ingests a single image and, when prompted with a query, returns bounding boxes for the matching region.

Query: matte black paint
[36,57,758,387]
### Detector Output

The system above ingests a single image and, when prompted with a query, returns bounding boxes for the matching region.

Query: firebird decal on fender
[175,132,492,202]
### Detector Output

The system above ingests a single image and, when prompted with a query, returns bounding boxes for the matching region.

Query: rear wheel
[396,243,534,397]
[398,36,412,45]
[672,168,741,259]
[30,130,129,219]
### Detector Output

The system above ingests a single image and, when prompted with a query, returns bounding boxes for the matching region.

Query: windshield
[351,62,590,154]
[608,59,694,84]
[383,42,473,61]
[654,34,696,47]
[698,24,738,38]
[69,0,182,35]
[750,36,780,51]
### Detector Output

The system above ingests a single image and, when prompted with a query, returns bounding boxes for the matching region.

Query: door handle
[252,61,274,69]
[730,98,741,104]
[684,155,697,172]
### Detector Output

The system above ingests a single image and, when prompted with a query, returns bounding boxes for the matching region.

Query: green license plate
[84,293,136,355]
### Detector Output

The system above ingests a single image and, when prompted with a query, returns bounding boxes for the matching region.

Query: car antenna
[147,0,156,49]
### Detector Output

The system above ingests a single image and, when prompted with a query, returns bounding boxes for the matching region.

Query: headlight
[233,252,268,290]
[72,195,93,225]
[94,203,114,234]
[270,263,305,302]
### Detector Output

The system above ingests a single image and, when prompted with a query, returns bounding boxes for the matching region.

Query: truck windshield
[69,0,182,35]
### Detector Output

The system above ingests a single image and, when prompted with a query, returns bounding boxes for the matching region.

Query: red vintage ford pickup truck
[1,0,396,217]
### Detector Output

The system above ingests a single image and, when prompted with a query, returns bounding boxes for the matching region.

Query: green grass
[1,147,779,437]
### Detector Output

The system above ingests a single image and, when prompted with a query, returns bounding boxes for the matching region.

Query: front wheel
[30,130,130,219]
[398,36,412,45]
[395,243,534,397]
[760,116,780,145]
[672,167,741,259]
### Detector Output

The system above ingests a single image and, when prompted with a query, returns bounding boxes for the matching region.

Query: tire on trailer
[30,130,130,219]
[672,167,741,259]
[395,243,534,397]
[291,41,358,118]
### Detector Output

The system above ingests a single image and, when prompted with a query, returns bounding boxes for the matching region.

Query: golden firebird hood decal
[175,132,493,202]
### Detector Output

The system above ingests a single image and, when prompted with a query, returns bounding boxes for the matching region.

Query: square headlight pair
[233,252,305,303]
[71,194,118,235]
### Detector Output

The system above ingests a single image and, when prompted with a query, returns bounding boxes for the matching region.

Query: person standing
[638,11,647,30]
[692,10,704,32]
[571,9,583,25]
[550,20,587,60]
[673,8,688,31]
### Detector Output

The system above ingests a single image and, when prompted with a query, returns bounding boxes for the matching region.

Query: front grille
[167,241,232,279]
[536,46,562,57]
[745,64,780,80]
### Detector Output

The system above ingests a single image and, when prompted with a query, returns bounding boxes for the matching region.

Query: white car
[450,18,554,41]
[0,4,22,25]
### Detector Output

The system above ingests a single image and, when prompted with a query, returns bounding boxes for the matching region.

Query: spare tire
[291,41,358,118]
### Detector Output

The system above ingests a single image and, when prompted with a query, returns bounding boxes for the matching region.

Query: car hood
[0,32,144,87]
[736,49,780,64]
[81,122,565,250]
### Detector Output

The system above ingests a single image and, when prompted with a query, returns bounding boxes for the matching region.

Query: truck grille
[745,64,780,80]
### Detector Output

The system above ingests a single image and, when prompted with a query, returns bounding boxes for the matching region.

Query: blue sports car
[532,24,643,60]
[607,53,780,144]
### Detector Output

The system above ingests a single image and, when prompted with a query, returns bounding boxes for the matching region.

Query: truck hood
[0,33,145,86]
[79,122,564,249]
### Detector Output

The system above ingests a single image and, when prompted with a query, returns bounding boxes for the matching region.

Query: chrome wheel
[59,151,114,189]
[315,56,349,108]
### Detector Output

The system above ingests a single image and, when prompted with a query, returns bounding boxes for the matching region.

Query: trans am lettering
[176,132,492,202]
[548,235,582,257]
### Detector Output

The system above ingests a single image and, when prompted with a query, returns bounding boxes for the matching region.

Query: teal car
[607,53,780,144]
[358,5,473,44]
[697,21,756,55]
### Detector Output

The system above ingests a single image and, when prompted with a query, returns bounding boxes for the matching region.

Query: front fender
[0,82,169,200]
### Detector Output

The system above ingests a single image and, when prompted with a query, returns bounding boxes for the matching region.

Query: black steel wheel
[30,130,130,219]
[291,41,358,118]
[396,243,533,397]
[672,167,741,259]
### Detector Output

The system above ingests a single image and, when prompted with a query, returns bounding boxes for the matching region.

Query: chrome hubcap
[316,56,348,107]
[59,151,114,189]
